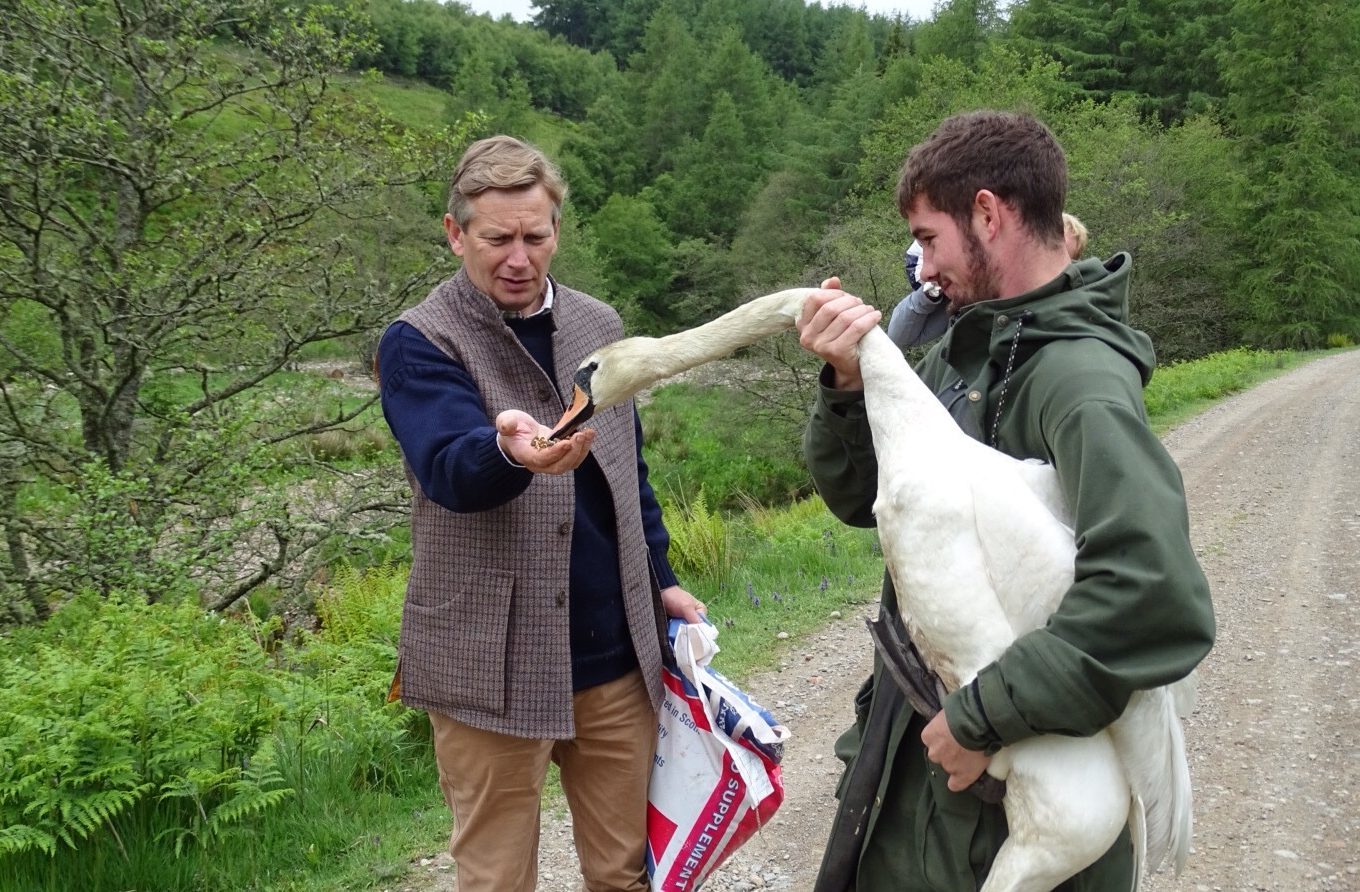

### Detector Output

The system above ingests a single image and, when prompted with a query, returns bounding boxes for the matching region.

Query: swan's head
[545,339,655,441]
[546,356,603,441]
[544,287,814,440]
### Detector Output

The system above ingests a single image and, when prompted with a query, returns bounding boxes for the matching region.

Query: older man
[378,135,703,892]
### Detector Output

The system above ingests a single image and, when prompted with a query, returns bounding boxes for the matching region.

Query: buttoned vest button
[996,314,1009,327]
[555,590,567,607]
[968,390,982,402]
[558,521,571,535]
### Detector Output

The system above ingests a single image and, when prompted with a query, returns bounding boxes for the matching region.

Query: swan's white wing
[1012,456,1072,527]
[967,455,1078,635]
[1170,670,1199,719]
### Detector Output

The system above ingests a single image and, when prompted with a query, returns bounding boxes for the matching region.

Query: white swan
[547,287,1194,892]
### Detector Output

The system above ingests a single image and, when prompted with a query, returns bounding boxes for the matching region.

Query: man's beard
[949,227,1002,309]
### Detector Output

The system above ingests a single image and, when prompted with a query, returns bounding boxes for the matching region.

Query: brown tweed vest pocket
[401,569,514,716]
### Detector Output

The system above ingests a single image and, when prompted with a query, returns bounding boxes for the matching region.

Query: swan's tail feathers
[1108,687,1194,875]
[1127,793,1147,892]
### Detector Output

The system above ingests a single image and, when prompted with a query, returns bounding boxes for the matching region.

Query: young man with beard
[887,211,1091,350]
[796,111,1214,891]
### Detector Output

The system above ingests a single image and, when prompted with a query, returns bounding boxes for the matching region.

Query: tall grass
[641,382,812,510]
[1143,347,1304,432]
[689,496,883,679]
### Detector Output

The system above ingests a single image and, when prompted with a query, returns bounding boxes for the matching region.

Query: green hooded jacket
[804,254,1215,891]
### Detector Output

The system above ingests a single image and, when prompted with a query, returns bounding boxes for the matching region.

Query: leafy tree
[532,0,614,51]
[590,194,675,329]
[651,92,759,244]
[728,169,827,292]
[913,0,1003,66]
[1220,0,1360,345]
[811,11,877,91]
[448,42,504,117]
[628,3,708,175]
[408,0,479,86]
[734,0,814,85]
[358,0,618,119]
[0,0,476,619]
[534,0,669,62]
[1059,102,1246,359]
[729,50,922,294]
[1004,0,1133,102]
[1148,0,1232,121]
[878,16,910,73]
[1006,0,1232,122]
[558,103,633,214]
[548,205,612,309]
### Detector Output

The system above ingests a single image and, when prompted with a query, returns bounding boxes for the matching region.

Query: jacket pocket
[401,570,514,715]
[917,754,1001,891]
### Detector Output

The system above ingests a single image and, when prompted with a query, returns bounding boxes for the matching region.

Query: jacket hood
[944,252,1156,385]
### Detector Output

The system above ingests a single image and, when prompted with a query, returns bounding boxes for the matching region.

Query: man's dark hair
[896,110,1067,246]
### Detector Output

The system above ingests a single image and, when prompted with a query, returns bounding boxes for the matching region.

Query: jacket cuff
[943,671,1012,754]
[813,365,873,446]
[472,431,533,487]
[963,664,1037,750]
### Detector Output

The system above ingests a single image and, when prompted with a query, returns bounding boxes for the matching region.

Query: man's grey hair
[447,135,567,227]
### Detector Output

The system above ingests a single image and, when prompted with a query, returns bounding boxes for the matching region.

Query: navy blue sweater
[379,316,678,692]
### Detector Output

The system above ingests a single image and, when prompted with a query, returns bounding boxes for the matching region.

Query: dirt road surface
[397,349,1360,892]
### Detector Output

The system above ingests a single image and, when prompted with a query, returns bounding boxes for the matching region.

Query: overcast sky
[460,0,939,26]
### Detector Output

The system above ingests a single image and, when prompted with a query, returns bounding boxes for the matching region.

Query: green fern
[0,824,57,858]
[0,574,427,886]
[663,488,733,581]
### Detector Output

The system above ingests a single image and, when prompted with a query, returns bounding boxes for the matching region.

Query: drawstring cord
[988,313,1030,448]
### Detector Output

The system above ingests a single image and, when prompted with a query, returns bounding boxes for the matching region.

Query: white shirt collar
[502,279,554,321]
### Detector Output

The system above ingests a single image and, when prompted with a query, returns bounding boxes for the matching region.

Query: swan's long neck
[593,288,816,407]
[856,325,972,462]
[653,287,816,375]
[589,288,966,454]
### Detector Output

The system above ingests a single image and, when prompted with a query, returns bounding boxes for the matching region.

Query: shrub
[0,565,424,888]
[0,595,285,859]
[1143,347,1292,421]
[641,382,812,510]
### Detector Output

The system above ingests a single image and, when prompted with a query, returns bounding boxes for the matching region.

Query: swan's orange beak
[547,382,595,441]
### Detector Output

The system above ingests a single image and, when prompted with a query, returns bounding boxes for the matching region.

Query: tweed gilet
[394,269,664,738]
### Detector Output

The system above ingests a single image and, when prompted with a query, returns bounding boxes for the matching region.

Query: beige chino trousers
[430,669,657,892]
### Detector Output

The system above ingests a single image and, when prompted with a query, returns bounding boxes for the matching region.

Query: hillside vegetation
[1,0,1358,887]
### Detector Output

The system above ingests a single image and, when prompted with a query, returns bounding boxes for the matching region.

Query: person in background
[377,135,704,892]
[887,211,1091,350]
[885,238,949,349]
[798,110,1213,891]
[1063,212,1089,259]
